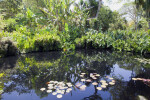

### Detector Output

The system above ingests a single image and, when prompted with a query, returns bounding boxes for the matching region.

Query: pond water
[0,50,150,100]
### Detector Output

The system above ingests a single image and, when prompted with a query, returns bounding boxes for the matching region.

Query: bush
[0,39,18,57]
[33,34,61,52]
[75,30,150,53]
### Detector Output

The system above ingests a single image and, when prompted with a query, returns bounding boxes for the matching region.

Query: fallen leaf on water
[46,82,50,84]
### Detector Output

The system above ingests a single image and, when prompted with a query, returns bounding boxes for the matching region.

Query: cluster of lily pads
[40,72,116,99]
[76,72,116,91]
[40,81,73,98]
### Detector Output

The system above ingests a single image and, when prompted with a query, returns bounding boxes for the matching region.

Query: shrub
[33,34,61,52]
[0,39,18,57]
[75,29,150,53]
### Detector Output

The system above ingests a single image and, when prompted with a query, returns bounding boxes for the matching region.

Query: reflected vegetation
[0,50,150,100]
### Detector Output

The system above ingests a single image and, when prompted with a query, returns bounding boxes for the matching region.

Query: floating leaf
[59,87,65,90]
[46,82,50,84]
[81,79,86,82]
[48,84,53,87]
[50,81,54,83]
[82,85,87,88]
[66,83,72,85]
[80,75,84,77]
[54,81,58,84]
[102,83,108,85]
[40,88,46,91]
[57,94,62,98]
[76,83,82,87]
[101,85,106,88]
[109,82,115,85]
[92,82,98,85]
[67,88,72,91]
[96,87,102,90]
[48,86,53,89]
[109,77,113,80]
[92,77,97,80]
[47,90,52,93]
[100,80,106,83]
[95,74,100,77]
[132,78,137,81]
[80,86,86,91]
[81,73,86,75]
[56,90,62,94]
[86,79,92,82]
[52,92,57,95]
[137,78,143,80]
[66,88,71,93]
[111,80,115,83]
[61,90,65,94]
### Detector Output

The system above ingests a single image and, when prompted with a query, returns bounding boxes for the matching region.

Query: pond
[0,50,150,100]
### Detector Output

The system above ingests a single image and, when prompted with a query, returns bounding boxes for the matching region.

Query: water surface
[0,50,150,100]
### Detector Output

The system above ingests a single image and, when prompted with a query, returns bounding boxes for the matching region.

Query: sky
[103,0,126,11]
[75,0,128,11]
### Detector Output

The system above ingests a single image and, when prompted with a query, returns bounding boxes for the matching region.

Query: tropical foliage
[0,0,150,57]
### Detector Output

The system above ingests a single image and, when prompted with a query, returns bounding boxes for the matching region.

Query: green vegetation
[75,30,150,53]
[0,0,150,57]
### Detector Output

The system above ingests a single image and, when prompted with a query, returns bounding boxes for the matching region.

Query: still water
[0,50,150,100]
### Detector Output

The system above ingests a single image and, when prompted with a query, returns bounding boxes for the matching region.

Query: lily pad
[81,79,86,82]
[109,82,115,85]
[96,87,102,90]
[86,79,92,82]
[57,94,63,98]
[40,88,46,91]
[92,82,98,85]
[52,92,57,95]
[47,90,52,93]
[101,85,106,88]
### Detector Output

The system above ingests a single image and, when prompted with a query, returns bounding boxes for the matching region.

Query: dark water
[0,50,150,100]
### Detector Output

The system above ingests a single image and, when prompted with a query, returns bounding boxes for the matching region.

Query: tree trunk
[149,19,150,29]
[148,12,150,29]
[96,0,102,18]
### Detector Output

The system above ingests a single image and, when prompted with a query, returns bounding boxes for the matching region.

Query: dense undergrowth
[1,29,150,57]
[75,30,150,53]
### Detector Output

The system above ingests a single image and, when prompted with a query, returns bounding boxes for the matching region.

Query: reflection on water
[0,50,150,100]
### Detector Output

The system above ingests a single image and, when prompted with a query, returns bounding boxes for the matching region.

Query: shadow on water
[0,50,150,100]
